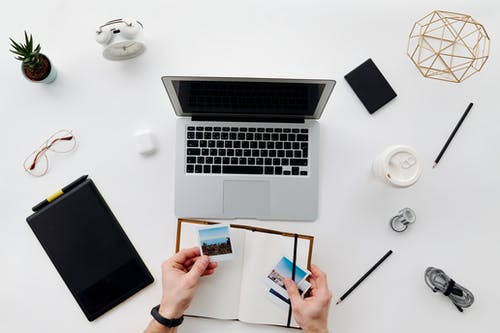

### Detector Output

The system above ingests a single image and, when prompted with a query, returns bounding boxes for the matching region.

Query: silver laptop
[162,76,335,221]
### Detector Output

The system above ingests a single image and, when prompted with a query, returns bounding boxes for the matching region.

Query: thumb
[284,278,302,307]
[186,256,210,284]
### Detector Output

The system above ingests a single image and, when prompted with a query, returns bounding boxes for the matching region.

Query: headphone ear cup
[121,21,141,39]
[95,29,112,45]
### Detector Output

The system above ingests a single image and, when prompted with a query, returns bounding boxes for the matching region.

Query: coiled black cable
[424,267,474,312]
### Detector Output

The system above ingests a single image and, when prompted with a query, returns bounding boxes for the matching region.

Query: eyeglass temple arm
[29,135,73,170]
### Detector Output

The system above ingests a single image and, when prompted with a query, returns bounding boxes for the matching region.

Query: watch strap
[151,305,184,327]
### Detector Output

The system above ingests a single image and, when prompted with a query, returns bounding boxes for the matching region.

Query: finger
[203,262,218,275]
[202,268,216,276]
[194,264,217,276]
[184,258,197,268]
[284,278,302,308]
[311,265,326,280]
[309,275,318,290]
[186,258,218,272]
[311,265,329,290]
[310,266,333,302]
[186,255,210,284]
[173,262,188,272]
[185,254,213,269]
[172,247,202,264]
[163,259,188,273]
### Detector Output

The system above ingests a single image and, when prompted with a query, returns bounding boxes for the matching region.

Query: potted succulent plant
[9,31,57,84]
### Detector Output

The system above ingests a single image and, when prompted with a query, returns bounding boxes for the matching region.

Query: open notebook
[176,219,314,328]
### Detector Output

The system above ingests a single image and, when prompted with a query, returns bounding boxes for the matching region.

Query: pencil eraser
[134,130,157,156]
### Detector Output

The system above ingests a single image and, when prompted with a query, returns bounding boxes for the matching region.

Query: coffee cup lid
[383,146,421,187]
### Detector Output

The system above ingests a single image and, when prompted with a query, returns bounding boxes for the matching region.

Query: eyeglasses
[24,129,77,177]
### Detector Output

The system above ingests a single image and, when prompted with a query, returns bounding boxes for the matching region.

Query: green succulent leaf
[28,34,33,53]
[9,38,23,52]
[9,37,20,46]
[10,50,25,56]
[9,31,42,69]
[24,31,30,48]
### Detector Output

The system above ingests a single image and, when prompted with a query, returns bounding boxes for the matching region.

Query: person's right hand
[284,265,332,333]
[158,247,217,319]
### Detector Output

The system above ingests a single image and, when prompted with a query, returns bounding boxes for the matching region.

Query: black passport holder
[344,58,397,114]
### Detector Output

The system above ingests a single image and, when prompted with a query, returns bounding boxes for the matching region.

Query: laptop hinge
[191,116,305,123]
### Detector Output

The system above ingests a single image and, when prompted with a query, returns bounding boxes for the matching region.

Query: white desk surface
[1,0,499,332]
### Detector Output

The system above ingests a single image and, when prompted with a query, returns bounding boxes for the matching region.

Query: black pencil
[433,102,474,168]
[336,250,393,305]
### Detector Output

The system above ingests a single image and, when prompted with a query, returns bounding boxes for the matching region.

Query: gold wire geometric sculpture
[407,10,490,83]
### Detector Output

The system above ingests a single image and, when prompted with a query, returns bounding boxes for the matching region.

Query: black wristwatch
[151,305,184,328]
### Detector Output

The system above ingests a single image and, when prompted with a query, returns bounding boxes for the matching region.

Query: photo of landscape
[199,225,233,256]
[267,256,308,290]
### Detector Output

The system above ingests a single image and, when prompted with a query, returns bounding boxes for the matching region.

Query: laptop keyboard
[185,126,309,176]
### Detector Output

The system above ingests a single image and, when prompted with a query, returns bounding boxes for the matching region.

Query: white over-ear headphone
[95,18,143,45]
[95,18,145,60]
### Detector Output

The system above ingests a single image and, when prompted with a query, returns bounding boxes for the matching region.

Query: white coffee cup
[373,145,422,188]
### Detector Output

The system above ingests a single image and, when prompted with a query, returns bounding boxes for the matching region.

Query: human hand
[284,265,332,333]
[158,247,218,319]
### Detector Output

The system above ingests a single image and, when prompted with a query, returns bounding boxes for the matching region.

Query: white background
[1,0,499,332]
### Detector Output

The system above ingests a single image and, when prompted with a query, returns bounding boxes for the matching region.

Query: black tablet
[26,178,153,321]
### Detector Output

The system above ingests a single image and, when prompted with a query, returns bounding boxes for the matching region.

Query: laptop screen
[163,78,335,120]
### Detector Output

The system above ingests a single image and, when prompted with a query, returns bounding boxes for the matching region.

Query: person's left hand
[158,247,218,319]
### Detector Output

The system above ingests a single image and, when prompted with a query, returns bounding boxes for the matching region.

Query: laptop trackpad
[223,181,270,217]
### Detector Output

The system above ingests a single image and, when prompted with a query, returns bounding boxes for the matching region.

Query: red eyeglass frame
[28,135,74,171]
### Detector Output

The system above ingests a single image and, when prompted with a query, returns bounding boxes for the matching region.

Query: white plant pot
[21,55,57,84]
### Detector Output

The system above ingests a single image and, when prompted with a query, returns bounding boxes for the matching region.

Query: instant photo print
[198,225,234,262]
[176,219,314,328]
[265,256,311,299]
[265,256,312,310]
[265,257,308,295]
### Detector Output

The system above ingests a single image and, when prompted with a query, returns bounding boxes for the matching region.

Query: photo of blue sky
[199,225,233,257]
[275,257,307,283]
[199,226,230,242]
[203,238,229,245]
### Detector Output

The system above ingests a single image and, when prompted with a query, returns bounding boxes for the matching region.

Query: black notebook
[26,178,153,321]
[344,58,397,114]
